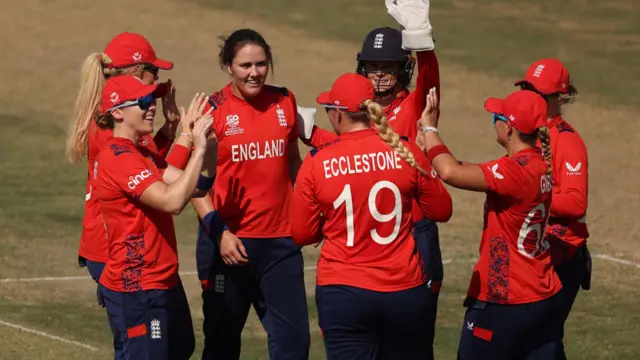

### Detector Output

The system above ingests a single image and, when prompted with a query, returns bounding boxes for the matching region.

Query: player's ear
[226,64,233,76]
[505,122,514,139]
[111,109,125,120]
[336,109,344,124]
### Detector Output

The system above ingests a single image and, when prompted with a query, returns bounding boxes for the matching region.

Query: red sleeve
[305,126,339,148]
[203,91,226,139]
[290,154,324,245]
[153,132,173,159]
[550,133,588,218]
[479,157,523,198]
[412,51,440,117]
[101,148,163,198]
[410,141,452,222]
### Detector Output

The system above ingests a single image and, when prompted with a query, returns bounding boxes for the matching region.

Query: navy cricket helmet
[356,27,415,95]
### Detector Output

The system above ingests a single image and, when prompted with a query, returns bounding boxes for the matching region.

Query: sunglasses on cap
[322,104,349,113]
[143,64,159,77]
[108,94,156,112]
[492,113,508,124]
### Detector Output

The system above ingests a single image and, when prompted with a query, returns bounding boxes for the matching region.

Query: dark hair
[218,29,274,74]
[519,82,578,104]
[95,112,116,130]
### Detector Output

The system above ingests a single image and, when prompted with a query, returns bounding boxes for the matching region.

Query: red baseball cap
[316,73,375,112]
[101,75,160,114]
[514,58,570,95]
[103,32,173,70]
[484,90,547,135]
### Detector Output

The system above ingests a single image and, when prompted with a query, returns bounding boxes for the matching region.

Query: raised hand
[420,87,439,129]
[161,79,180,125]
[385,0,435,51]
[192,114,213,154]
[179,93,210,134]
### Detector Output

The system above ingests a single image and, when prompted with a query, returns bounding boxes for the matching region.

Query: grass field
[0,0,639,359]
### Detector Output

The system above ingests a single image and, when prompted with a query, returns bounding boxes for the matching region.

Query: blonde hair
[363,99,428,176]
[538,126,552,175]
[65,53,144,163]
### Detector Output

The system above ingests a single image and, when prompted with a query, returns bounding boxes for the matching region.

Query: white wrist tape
[296,106,316,140]
[402,28,435,51]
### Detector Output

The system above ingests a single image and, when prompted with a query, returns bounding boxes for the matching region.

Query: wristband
[165,144,190,170]
[199,211,228,240]
[197,174,216,191]
[422,126,438,134]
[426,145,451,161]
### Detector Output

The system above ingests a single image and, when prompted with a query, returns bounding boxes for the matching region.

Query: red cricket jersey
[205,83,299,238]
[96,137,178,292]
[545,116,589,262]
[468,148,562,304]
[78,121,171,263]
[290,129,452,292]
[307,51,440,223]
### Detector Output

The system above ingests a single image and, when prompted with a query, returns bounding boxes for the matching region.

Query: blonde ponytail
[538,126,552,175]
[64,53,144,163]
[364,99,428,176]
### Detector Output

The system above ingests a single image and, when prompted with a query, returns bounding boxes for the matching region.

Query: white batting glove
[385,0,435,51]
[296,106,317,140]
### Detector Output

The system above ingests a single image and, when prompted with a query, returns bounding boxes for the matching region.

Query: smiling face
[111,98,157,135]
[362,61,402,93]
[227,43,269,100]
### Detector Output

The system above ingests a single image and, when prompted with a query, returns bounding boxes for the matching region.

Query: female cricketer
[418,88,563,360]
[516,58,590,360]
[291,72,452,360]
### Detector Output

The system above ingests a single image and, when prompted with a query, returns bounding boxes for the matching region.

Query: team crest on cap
[132,52,142,61]
[374,33,384,49]
[110,92,119,104]
[533,64,545,78]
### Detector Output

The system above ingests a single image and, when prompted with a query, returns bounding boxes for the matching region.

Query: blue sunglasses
[108,94,155,112]
[492,113,508,124]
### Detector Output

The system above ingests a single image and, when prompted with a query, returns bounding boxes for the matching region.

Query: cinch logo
[128,169,152,189]
[132,52,142,61]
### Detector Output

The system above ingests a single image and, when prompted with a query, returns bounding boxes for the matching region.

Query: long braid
[363,99,428,176]
[538,126,553,175]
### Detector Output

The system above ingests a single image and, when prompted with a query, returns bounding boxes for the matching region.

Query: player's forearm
[289,154,302,183]
[164,150,205,213]
[157,122,178,141]
[550,190,587,219]
[420,189,452,223]
[306,126,338,148]
[192,191,215,217]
